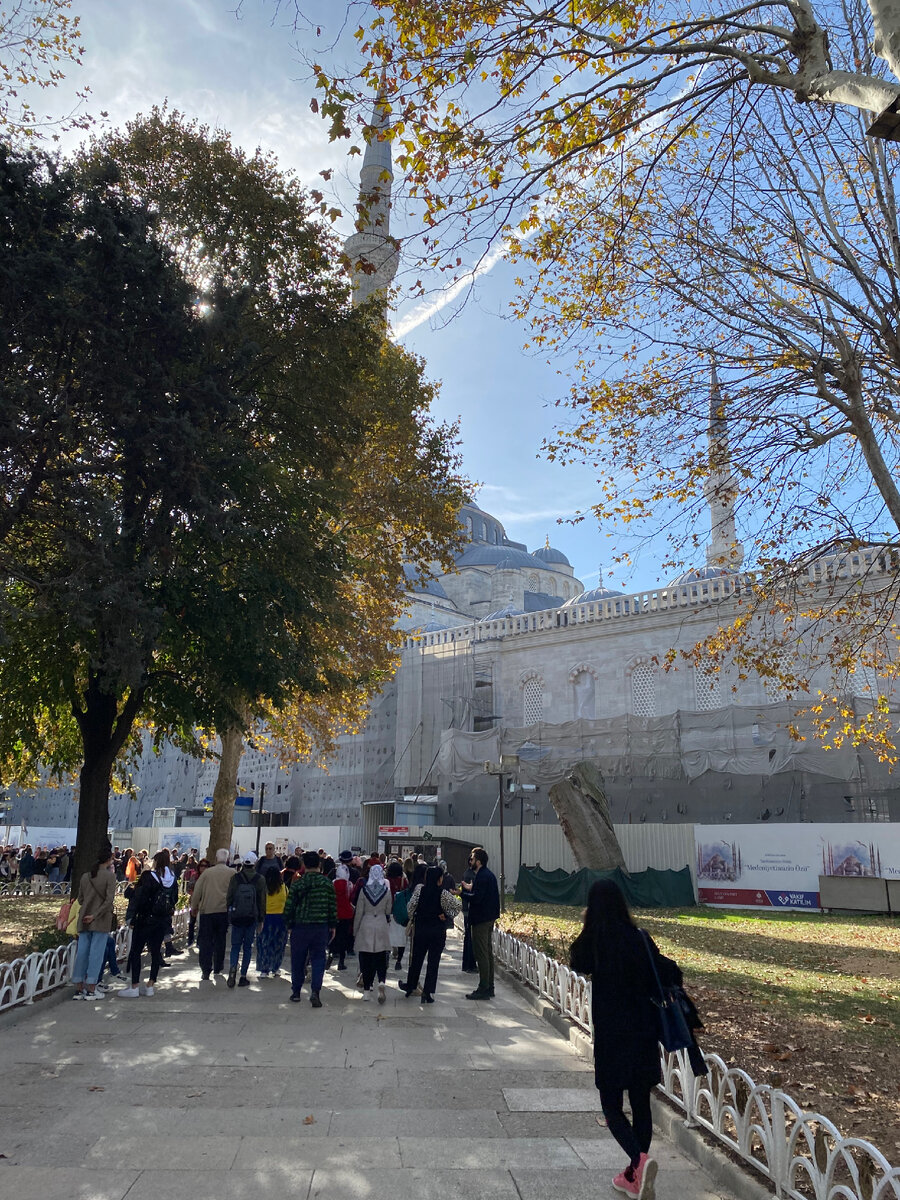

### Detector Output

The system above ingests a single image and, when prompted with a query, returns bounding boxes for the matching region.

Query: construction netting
[515,864,696,908]
[435,704,872,787]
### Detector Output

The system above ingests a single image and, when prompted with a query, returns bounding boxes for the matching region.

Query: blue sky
[26,0,688,592]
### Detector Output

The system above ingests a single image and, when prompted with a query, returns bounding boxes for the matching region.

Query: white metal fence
[0,906,188,1013]
[493,929,900,1200]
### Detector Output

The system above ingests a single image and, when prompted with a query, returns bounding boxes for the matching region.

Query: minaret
[704,364,744,570]
[343,84,400,314]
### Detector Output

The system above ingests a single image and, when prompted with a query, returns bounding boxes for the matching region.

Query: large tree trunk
[72,675,145,882]
[206,722,244,860]
[549,761,627,872]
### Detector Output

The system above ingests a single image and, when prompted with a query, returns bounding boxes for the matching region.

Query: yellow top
[266,883,287,915]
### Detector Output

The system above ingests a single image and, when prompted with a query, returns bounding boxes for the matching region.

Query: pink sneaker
[612,1168,639,1197]
[634,1154,658,1200]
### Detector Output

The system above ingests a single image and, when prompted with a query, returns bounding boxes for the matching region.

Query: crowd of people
[187,843,501,1007]
[1,844,73,891]
[62,841,502,1010]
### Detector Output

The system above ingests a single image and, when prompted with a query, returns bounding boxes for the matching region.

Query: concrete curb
[496,963,774,1200]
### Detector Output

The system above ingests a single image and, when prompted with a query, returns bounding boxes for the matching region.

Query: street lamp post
[254,781,265,855]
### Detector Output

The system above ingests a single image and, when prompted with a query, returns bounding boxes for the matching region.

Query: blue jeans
[290,924,330,995]
[72,929,108,986]
[229,922,256,975]
[98,934,120,981]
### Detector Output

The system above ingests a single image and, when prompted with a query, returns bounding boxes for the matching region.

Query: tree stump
[549,761,627,871]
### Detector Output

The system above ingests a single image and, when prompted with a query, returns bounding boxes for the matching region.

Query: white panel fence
[493,929,899,1200]
[0,906,188,1012]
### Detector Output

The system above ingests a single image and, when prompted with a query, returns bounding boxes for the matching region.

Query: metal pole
[518,793,524,889]
[498,772,506,913]
[255,782,265,855]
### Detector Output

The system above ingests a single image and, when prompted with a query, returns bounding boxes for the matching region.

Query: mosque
[7,94,899,842]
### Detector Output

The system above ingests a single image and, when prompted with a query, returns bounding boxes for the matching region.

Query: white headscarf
[363,863,388,905]
[335,863,350,882]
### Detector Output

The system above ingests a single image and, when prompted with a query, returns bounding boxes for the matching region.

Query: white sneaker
[89,986,107,998]
[362,989,371,1001]
[71,989,86,1000]
[139,984,155,997]
[119,986,140,998]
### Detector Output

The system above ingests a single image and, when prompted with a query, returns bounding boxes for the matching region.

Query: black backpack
[229,872,259,926]
[136,875,169,924]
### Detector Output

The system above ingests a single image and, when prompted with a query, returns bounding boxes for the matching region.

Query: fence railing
[492,929,900,1200]
[0,881,131,899]
[0,906,189,1013]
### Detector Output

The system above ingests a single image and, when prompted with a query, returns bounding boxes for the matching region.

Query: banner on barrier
[695,822,900,908]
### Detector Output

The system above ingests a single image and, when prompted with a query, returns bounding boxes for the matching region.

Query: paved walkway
[1,934,735,1200]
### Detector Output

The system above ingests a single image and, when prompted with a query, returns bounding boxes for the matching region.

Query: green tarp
[514,864,695,908]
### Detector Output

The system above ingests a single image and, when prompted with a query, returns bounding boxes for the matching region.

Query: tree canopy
[309,1,900,757]
[1,115,467,867]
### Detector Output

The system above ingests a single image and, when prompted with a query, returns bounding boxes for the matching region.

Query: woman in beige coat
[72,848,117,1000]
[352,864,392,1003]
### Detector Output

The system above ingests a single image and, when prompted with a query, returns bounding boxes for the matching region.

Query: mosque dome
[403,564,449,599]
[564,582,624,606]
[481,600,524,621]
[533,543,571,568]
[455,544,541,571]
[668,565,735,586]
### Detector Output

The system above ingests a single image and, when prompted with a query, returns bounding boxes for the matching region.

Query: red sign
[698,887,772,907]
[378,826,410,836]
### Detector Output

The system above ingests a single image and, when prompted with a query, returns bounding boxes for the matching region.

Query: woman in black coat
[569,880,682,1200]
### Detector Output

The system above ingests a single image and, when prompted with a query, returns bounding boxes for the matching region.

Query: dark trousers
[229,922,256,975]
[198,911,229,976]
[405,923,446,996]
[290,923,330,995]
[471,920,495,992]
[358,949,388,989]
[130,921,165,985]
[598,1083,653,1167]
[331,918,353,966]
[461,910,476,971]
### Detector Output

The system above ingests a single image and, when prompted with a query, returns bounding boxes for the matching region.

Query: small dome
[564,583,624,606]
[481,600,524,622]
[455,544,541,571]
[668,565,732,586]
[533,543,571,567]
[403,564,449,599]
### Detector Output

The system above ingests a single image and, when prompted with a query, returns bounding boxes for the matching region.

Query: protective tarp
[515,864,696,909]
[437,704,864,786]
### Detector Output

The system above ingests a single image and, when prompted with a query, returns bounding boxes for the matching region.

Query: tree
[0,134,466,875]
[83,110,469,856]
[1,0,90,142]
[0,145,248,869]
[309,1,900,757]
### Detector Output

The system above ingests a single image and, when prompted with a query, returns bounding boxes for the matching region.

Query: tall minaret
[704,364,745,570]
[343,85,400,313]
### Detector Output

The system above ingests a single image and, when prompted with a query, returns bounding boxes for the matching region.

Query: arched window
[695,661,723,711]
[465,516,474,537]
[523,678,543,724]
[527,572,539,592]
[630,661,657,717]
[572,671,596,719]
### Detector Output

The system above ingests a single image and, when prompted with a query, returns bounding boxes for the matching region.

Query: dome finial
[545,534,551,548]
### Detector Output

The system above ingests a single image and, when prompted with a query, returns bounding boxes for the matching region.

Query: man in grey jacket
[190,848,233,980]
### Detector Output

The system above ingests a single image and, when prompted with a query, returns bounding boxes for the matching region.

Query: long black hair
[579,879,644,987]
[415,864,445,920]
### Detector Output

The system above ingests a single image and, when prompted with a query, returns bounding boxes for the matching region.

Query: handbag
[641,931,694,1053]
[56,900,73,931]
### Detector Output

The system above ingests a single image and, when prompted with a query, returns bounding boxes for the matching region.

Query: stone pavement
[0,934,738,1200]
